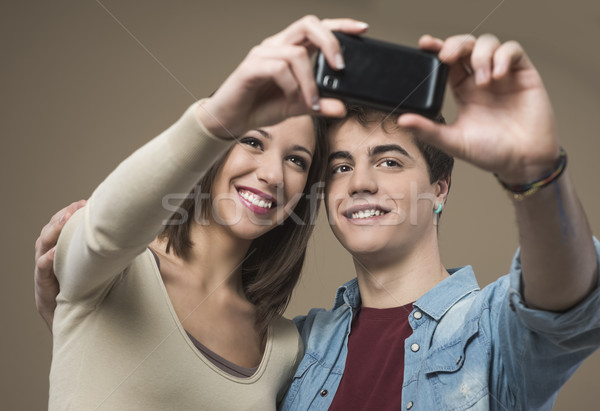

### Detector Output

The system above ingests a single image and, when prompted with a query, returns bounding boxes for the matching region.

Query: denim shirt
[280,240,600,411]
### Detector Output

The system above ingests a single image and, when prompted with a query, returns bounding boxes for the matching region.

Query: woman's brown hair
[158,118,327,335]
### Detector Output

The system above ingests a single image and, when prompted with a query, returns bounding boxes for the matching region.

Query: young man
[36,32,599,410]
[277,33,600,410]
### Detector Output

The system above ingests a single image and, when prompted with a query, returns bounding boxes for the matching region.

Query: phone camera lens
[323,75,339,89]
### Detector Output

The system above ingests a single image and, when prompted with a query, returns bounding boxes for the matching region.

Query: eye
[288,155,308,171]
[331,164,353,175]
[378,159,402,168]
[240,137,264,151]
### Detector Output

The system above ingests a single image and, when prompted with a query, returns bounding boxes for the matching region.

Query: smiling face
[325,119,448,258]
[209,115,316,240]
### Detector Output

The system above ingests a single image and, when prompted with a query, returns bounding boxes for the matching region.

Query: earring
[434,203,443,214]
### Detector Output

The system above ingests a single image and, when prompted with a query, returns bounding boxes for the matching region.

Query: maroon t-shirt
[329,302,414,411]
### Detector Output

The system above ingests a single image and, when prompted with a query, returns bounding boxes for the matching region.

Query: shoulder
[270,316,304,369]
[432,275,512,341]
[272,315,300,333]
[271,316,302,349]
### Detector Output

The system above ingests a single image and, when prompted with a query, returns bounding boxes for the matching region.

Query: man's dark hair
[317,104,454,185]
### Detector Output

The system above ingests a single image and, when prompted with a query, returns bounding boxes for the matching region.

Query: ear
[434,175,451,204]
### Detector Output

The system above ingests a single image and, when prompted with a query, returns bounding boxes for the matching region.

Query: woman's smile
[237,186,277,215]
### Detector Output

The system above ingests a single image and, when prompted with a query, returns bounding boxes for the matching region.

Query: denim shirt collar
[332,266,479,320]
[415,265,480,320]
[333,277,361,309]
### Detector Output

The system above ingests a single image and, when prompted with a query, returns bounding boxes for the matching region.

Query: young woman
[39,16,369,410]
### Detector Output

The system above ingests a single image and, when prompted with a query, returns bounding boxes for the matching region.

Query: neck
[180,219,253,296]
[353,231,448,309]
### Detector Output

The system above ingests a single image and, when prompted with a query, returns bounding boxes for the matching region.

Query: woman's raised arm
[50,15,369,305]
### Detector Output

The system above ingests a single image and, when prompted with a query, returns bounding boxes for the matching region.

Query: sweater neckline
[146,248,274,384]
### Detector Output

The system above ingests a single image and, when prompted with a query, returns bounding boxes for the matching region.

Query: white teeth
[350,209,386,219]
[239,190,273,209]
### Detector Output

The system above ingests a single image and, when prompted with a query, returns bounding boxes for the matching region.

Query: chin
[216,206,278,240]
[335,233,388,256]
[349,241,390,254]
[228,221,273,241]
[334,226,413,260]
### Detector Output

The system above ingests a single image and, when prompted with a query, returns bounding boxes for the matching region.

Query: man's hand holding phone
[398,34,560,183]
[313,31,559,184]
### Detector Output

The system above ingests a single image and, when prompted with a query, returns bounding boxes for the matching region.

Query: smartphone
[315,32,448,118]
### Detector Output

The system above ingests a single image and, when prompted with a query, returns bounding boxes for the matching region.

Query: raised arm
[398,34,597,311]
[54,102,234,303]
[50,15,370,304]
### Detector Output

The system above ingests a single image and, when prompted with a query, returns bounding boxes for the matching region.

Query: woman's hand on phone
[197,15,369,138]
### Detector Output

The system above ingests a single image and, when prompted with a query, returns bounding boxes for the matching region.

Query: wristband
[495,148,567,201]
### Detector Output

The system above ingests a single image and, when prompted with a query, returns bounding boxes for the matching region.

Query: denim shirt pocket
[422,318,490,411]
[280,352,319,408]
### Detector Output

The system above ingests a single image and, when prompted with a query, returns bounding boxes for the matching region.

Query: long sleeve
[53,101,233,303]
[491,239,600,409]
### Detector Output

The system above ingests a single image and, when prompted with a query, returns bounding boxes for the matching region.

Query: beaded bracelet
[495,147,567,201]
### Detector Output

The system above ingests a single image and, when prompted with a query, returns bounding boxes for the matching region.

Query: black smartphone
[315,32,448,118]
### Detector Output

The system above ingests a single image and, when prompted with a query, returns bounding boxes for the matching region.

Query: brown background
[2,0,599,409]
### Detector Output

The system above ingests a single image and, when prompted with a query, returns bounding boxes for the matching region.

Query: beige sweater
[51,103,304,410]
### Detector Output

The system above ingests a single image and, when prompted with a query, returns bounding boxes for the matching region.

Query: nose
[256,154,284,188]
[347,164,378,196]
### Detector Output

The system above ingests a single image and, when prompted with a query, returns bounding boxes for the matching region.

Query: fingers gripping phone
[315,32,449,118]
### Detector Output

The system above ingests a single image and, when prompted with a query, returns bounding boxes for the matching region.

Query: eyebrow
[255,129,272,139]
[369,144,412,159]
[255,129,313,157]
[328,150,352,164]
[327,144,412,164]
